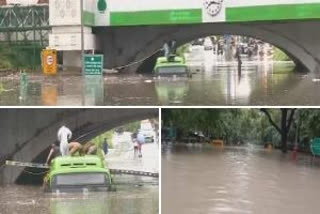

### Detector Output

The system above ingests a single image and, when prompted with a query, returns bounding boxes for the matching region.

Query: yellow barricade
[42,48,57,75]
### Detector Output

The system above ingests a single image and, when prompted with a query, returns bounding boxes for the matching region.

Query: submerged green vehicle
[153,55,191,77]
[47,155,112,192]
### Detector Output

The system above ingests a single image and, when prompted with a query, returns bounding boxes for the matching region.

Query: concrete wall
[95,20,320,73]
[0,108,158,184]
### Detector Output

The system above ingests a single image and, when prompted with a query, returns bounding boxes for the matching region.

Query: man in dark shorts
[46,143,61,165]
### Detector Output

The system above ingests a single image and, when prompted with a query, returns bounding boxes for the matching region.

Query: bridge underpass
[0,108,158,184]
[95,20,320,73]
[43,0,320,74]
[1,1,319,74]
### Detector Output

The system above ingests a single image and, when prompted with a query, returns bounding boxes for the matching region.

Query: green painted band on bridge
[110,9,202,26]
[108,3,320,26]
[226,3,320,22]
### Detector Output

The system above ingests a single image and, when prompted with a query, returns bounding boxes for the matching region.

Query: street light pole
[80,0,85,75]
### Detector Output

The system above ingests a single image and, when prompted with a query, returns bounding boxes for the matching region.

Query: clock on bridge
[203,0,223,17]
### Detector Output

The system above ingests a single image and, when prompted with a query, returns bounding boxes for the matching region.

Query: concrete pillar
[62,51,82,70]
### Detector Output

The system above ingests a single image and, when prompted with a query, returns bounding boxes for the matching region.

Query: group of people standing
[45,125,100,165]
[46,125,145,165]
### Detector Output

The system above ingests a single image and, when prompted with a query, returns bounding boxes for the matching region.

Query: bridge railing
[0,4,50,46]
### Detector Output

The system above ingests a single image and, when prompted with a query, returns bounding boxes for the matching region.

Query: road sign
[84,54,104,75]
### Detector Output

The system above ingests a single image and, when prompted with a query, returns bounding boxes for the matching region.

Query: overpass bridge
[48,0,320,73]
[0,108,158,184]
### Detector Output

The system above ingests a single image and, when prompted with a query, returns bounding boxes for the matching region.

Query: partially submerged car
[46,155,113,192]
[153,55,191,77]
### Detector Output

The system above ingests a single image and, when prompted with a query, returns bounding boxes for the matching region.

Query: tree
[260,108,296,153]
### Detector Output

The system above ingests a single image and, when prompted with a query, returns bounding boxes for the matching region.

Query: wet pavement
[0,52,320,106]
[107,141,159,173]
[0,143,159,214]
[162,144,320,214]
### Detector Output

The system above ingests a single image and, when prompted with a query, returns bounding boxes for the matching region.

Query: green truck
[47,155,113,192]
[153,55,191,77]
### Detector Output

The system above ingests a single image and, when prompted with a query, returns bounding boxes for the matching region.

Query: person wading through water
[235,45,242,77]
[137,132,145,158]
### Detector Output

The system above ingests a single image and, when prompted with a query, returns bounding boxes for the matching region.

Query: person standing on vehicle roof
[57,125,72,156]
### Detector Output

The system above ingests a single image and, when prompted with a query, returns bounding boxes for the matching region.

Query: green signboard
[84,54,104,75]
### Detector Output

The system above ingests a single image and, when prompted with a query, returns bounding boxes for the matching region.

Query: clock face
[203,0,223,17]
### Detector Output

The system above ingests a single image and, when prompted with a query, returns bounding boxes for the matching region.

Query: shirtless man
[46,142,82,165]
[46,143,60,165]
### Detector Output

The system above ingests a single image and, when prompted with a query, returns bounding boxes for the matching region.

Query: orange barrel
[41,48,57,75]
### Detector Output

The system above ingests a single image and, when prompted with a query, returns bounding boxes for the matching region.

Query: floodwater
[0,175,158,214]
[162,144,320,214]
[1,52,320,106]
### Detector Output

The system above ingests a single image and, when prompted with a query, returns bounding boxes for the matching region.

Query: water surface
[162,144,320,214]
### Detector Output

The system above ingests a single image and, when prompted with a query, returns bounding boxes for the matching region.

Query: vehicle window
[158,67,187,74]
[54,173,108,186]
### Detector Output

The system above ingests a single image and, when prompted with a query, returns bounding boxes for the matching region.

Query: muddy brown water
[0,61,319,106]
[0,175,158,214]
[162,144,320,214]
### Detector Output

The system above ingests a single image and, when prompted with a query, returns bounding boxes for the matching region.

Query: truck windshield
[158,66,187,74]
[54,173,108,186]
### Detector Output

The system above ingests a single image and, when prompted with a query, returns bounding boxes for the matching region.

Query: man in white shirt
[57,125,72,156]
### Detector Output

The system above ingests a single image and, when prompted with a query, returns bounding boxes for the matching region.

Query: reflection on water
[162,144,320,214]
[84,76,104,106]
[42,84,58,106]
[0,61,319,106]
[0,175,158,214]
[155,78,189,105]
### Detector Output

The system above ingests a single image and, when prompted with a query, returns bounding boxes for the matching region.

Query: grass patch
[273,47,291,61]
[0,43,43,71]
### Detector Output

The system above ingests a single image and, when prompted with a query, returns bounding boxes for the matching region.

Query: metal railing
[0,4,50,47]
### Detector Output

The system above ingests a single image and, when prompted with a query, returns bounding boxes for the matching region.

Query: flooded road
[0,176,158,214]
[162,144,320,214]
[0,53,320,106]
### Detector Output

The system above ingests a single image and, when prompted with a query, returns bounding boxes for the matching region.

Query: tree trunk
[261,108,295,154]
[281,109,288,153]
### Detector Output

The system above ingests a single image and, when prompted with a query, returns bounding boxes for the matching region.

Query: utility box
[42,48,58,75]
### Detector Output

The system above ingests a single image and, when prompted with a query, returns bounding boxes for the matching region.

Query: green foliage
[273,47,291,61]
[90,120,142,149]
[163,109,320,148]
[298,109,320,141]
[176,44,190,59]
[0,43,42,70]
